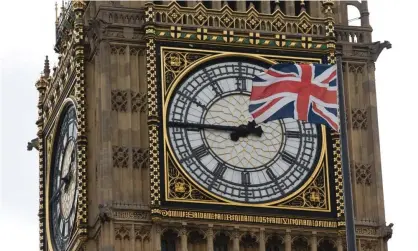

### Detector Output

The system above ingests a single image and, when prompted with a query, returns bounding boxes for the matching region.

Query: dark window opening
[153,1,163,5]
[202,0,212,9]
[214,233,229,251]
[176,0,187,7]
[161,240,176,251]
[227,1,237,11]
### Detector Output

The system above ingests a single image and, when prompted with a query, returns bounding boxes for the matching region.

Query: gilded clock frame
[161,48,331,209]
[145,1,343,226]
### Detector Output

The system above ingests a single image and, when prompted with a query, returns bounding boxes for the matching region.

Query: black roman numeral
[213,163,227,178]
[192,145,209,159]
[266,168,276,180]
[285,131,301,138]
[241,171,251,185]
[282,151,296,164]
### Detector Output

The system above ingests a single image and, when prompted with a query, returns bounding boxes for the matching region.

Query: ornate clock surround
[149,40,342,228]
[44,98,87,251]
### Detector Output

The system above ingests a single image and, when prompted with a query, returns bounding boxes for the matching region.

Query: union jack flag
[249,63,340,131]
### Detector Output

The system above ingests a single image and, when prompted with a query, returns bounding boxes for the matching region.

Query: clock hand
[167,121,263,141]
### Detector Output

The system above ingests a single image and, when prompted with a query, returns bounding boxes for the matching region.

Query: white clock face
[166,60,321,204]
[50,106,78,250]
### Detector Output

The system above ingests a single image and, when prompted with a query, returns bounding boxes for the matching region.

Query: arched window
[214,233,229,251]
[347,5,361,26]
[161,230,177,251]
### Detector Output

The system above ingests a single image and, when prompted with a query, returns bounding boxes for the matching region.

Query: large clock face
[49,105,78,250]
[166,59,322,204]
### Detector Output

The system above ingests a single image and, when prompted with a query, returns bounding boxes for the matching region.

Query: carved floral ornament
[111,90,147,113]
[112,146,149,169]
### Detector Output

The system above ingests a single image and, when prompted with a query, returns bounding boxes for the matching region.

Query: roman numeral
[285,131,301,138]
[282,151,296,164]
[266,168,276,180]
[192,145,209,159]
[241,172,251,185]
[213,163,227,178]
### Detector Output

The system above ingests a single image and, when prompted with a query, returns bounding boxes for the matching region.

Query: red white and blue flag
[249,63,339,131]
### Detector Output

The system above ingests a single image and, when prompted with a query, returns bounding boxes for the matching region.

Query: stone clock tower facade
[34,1,393,251]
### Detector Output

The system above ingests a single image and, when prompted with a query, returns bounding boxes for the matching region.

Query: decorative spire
[44,56,50,78]
[300,0,306,12]
[55,1,58,25]
[275,0,280,11]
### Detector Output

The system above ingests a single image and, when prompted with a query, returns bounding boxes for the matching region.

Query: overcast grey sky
[0,0,416,250]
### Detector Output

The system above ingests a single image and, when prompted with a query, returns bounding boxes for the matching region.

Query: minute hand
[167,121,263,141]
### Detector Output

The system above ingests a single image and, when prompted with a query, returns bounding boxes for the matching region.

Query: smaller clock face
[49,106,78,251]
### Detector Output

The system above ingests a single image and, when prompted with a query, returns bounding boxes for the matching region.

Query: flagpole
[336,52,357,251]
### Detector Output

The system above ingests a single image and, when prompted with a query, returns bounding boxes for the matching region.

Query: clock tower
[34,1,392,251]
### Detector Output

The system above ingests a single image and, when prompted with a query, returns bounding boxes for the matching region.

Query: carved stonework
[111,90,129,112]
[131,91,147,113]
[115,225,131,240]
[360,240,378,251]
[349,64,364,74]
[133,147,149,169]
[113,146,129,168]
[110,44,127,55]
[351,109,368,130]
[135,226,152,241]
[355,163,372,185]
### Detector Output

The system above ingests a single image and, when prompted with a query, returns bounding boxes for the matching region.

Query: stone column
[337,236,343,251]
[232,229,240,251]
[310,232,317,251]
[259,228,266,251]
[206,225,214,251]
[285,229,291,251]
[180,224,188,251]
[153,224,161,251]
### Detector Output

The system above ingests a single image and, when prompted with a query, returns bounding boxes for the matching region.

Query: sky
[0,0,416,250]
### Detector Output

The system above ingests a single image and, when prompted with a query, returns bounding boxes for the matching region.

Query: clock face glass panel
[49,105,78,250]
[166,59,322,204]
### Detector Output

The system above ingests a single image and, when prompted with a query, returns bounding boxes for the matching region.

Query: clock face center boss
[165,59,321,204]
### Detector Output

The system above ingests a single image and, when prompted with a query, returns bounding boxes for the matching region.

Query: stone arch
[240,232,258,251]
[214,231,230,251]
[318,237,337,251]
[347,4,361,26]
[161,228,179,251]
[188,229,206,250]
[266,234,284,251]
[292,236,309,251]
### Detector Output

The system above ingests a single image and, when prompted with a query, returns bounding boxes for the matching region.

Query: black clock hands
[168,121,263,141]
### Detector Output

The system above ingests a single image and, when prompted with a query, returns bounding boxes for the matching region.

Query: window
[161,240,176,251]
[176,0,187,7]
[202,0,212,9]
[214,244,228,251]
